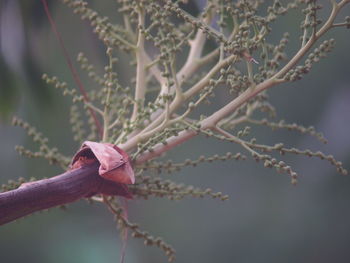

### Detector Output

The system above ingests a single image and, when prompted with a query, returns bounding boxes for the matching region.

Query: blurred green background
[1,1,350,262]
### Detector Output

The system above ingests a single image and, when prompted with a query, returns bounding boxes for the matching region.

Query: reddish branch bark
[0,162,130,226]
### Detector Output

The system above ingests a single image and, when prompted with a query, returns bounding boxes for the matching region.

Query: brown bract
[71,141,135,185]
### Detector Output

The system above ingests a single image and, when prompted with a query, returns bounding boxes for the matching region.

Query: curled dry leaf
[70,141,135,191]
[71,141,135,184]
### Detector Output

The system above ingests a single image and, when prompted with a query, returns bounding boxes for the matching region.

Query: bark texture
[0,162,130,226]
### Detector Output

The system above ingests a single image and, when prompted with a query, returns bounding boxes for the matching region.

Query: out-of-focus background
[1,1,350,262]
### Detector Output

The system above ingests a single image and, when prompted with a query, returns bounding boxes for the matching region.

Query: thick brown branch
[0,162,128,226]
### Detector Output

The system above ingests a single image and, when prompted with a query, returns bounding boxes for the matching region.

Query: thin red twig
[41,0,103,138]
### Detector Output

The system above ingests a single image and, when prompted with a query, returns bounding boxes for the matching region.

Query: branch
[0,162,129,226]
[135,129,197,165]
[133,77,280,164]
[120,54,238,152]
[130,0,349,163]
[175,27,208,85]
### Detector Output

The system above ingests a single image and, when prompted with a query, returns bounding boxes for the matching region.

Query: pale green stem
[84,102,104,117]
[130,7,146,123]
[102,53,113,142]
